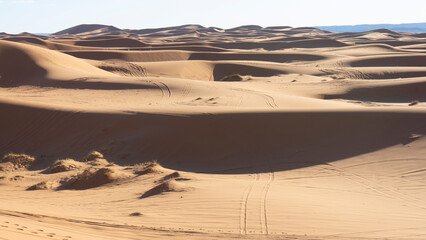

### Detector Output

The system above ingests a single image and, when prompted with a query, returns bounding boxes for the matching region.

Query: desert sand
[0,24,425,240]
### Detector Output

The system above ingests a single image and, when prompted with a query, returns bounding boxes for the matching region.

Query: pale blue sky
[0,0,425,33]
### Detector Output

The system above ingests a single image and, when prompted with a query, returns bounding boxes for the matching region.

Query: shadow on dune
[134,45,228,52]
[350,55,426,67]
[324,81,426,102]
[189,52,327,63]
[0,77,159,90]
[0,44,48,84]
[62,50,327,63]
[1,102,425,174]
[2,37,47,46]
[73,38,149,48]
[356,40,425,47]
[212,63,286,81]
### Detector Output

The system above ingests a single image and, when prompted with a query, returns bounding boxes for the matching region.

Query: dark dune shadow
[189,52,326,63]
[74,38,149,48]
[350,55,426,67]
[210,42,289,51]
[324,81,426,102]
[133,45,228,52]
[0,77,158,90]
[212,63,287,81]
[133,111,426,173]
[1,102,425,174]
[0,44,48,84]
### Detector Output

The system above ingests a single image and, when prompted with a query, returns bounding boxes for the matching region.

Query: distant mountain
[52,24,121,35]
[50,24,333,37]
[48,23,426,37]
[128,24,206,34]
[317,22,426,33]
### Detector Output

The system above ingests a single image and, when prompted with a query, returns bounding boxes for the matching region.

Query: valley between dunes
[0,24,426,240]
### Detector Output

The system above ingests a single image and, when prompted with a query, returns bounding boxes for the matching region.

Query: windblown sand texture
[1,24,426,240]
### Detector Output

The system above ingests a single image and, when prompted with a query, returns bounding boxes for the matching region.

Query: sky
[0,0,425,34]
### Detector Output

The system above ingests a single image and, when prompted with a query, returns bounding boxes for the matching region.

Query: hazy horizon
[1,0,426,34]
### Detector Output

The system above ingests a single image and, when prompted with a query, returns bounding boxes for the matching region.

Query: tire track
[149,81,171,98]
[262,93,278,108]
[240,169,275,235]
[150,82,164,98]
[228,86,278,108]
[239,173,258,234]
[157,81,172,97]
[260,171,274,235]
[324,163,426,210]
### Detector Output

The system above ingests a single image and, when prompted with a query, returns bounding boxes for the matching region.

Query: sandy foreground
[0,24,425,240]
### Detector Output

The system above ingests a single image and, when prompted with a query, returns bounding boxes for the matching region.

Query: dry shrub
[64,167,117,190]
[83,151,112,166]
[140,179,185,198]
[134,160,161,175]
[159,171,181,182]
[27,181,54,190]
[88,158,111,166]
[1,153,35,170]
[10,175,24,181]
[409,100,420,106]
[48,158,82,173]
[129,212,142,216]
[220,73,243,82]
[84,151,104,162]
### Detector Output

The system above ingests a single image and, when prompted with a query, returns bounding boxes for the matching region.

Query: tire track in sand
[260,170,275,235]
[157,81,172,97]
[240,169,275,235]
[228,87,278,108]
[324,162,426,210]
[240,173,259,234]
[149,81,171,98]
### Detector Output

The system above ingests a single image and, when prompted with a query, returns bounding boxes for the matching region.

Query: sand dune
[63,49,192,62]
[2,36,114,51]
[72,38,149,47]
[324,79,426,102]
[0,40,112,86]
[349,54,426,67]
[1,24,426,240]
[209,39,347,50]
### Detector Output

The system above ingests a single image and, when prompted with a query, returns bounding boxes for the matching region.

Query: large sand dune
[1,24,426,240]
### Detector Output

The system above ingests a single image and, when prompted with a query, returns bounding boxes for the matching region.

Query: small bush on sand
[134,160,160,175]
[83,151,111,166]
[27,181,54,190]
[84,151,104,162]
[129,212,142,216]
[159,171,181,182]
[89,158,111,166]
[1,153,35,170]
[64,167,117,190]
[48,158,82,173]
[409,100,420,106]
[220,73,243,82]
[140,179,185,198]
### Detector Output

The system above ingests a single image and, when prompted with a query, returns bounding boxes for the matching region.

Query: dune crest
[0,40,113,86]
